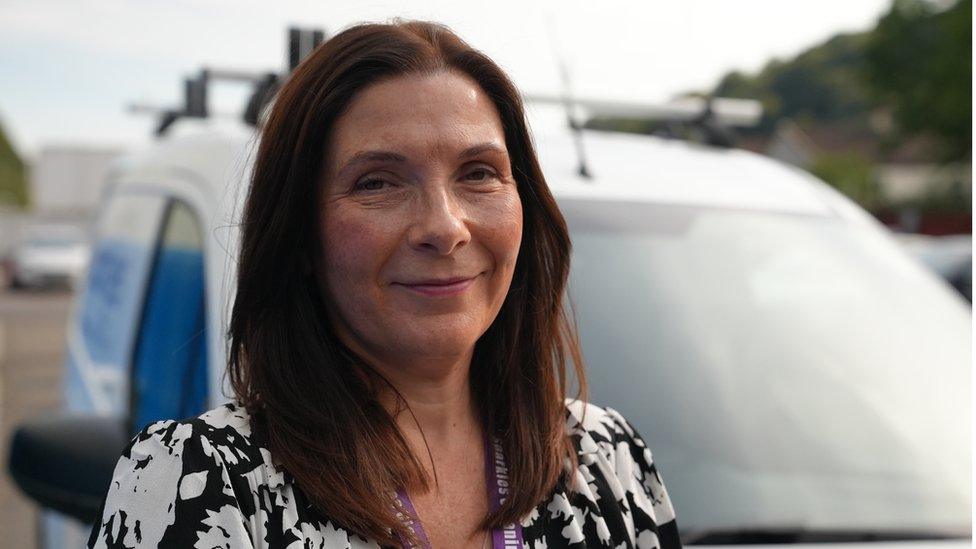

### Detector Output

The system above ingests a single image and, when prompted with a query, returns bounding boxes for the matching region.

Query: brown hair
[228,19,584,544]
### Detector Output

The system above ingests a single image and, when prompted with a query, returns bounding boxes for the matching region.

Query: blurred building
[0,146,122,257]
[31,146,122,216]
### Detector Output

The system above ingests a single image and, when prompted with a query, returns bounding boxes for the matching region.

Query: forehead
[327,70,507,164]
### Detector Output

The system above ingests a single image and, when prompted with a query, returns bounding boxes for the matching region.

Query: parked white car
[894,233,972,301]
[8,109,970,547]
[6,226,90,290]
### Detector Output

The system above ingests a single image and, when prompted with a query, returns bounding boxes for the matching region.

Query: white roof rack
[523,94,763,128]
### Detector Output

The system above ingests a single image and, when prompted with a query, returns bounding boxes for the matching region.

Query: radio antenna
[544,13,592,180]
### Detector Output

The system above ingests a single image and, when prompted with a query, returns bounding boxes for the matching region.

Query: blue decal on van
[67,239,157,415]
[80,241,155,365]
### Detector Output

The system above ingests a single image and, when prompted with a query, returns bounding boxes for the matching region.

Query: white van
[8,85,970,549]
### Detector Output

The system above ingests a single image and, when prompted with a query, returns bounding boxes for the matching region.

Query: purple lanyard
[393,434,524,548]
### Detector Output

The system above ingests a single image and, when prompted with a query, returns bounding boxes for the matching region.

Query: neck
[373,352,479,440]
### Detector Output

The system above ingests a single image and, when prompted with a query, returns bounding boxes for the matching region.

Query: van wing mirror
[7,414,129,523]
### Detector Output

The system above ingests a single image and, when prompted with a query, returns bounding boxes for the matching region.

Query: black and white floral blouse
[88,401,681,548]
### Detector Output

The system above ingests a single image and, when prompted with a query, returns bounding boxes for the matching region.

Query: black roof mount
[131,27,328,136]
[289,28,326,72]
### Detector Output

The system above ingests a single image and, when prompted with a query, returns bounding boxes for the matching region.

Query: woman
[89,20,680,549]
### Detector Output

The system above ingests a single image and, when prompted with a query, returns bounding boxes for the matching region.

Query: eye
[354,178,392,192]
[463,167,497,183]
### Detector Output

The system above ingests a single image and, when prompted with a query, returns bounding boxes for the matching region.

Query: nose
[407,185,470,255]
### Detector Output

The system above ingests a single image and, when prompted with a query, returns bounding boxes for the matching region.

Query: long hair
[228,20,585,544]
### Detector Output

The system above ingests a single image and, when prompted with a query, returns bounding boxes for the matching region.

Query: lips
[393,274,479,297]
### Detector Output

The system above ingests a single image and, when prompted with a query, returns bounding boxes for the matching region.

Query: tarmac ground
[0,288,72,549]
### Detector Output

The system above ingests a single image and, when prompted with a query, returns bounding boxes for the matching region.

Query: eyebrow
[336,151,407,179]
[457,142,507,159]
[335,142,507,179]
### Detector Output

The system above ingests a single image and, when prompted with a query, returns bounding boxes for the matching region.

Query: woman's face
[318,70,523,371]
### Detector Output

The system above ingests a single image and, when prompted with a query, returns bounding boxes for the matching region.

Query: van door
[64,189,210,431]
[128,198,208,431]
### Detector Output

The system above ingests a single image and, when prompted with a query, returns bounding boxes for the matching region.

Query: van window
[563,198,970,535]
[66,193,167,414]
[130,200,208,431]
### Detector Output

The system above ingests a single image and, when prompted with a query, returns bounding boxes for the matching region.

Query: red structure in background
[875,211,972,236]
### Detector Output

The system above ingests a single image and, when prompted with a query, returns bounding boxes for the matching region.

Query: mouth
[393,274,480,297]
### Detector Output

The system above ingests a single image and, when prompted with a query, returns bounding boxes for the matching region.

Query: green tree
[0,119,28,208]
[864,0,972,161]
[713,34,873,134]
[809,151,884,210]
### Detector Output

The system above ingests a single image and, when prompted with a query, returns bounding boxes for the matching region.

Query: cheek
[479,191,523,276]
[320,212,393,293]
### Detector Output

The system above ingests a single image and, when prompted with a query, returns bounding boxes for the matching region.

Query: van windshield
[562,199,971,538]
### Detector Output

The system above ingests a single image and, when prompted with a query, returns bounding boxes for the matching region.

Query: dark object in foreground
[683,527,970,545]
[8,414,128,523]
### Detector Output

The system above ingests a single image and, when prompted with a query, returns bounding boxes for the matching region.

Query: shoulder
[565,399,639,443]
[126,401,283,488]
[559,399,680,546]
[88,403,284,548]
[564,399,657,465]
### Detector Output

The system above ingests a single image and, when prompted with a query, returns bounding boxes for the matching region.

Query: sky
[0,0,892,158]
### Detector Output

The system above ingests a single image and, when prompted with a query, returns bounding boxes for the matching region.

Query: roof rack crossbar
[523,94,762,148]
[524,94,762,127]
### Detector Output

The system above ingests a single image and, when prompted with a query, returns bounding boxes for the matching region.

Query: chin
[403,332,478,359]
[391,319,484,361]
